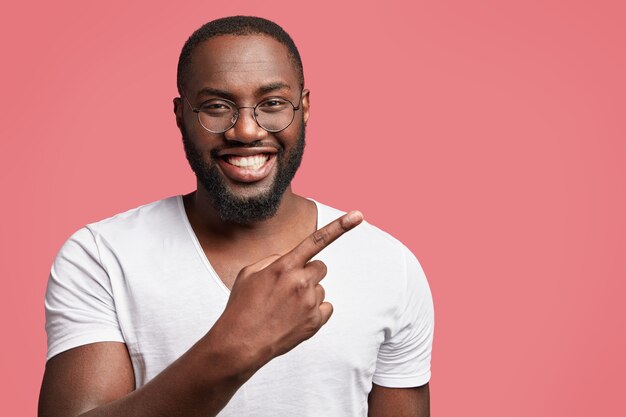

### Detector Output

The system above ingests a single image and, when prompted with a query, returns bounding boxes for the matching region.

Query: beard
[181,122,306,225]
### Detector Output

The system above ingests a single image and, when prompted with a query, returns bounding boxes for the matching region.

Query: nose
[223,106,267,143]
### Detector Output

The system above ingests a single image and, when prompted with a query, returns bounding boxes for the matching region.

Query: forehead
[186,34,299,96]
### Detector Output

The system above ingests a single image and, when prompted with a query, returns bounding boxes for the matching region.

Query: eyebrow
[195,82,292,101]
[256,82,291,95]
[196,87,235,101]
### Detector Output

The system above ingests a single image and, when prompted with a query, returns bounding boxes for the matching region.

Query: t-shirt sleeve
[44,226,124,361]
[372,246,434,388]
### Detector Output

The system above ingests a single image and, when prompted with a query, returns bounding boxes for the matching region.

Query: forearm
[83,339,248,416]
[41,324,263,417]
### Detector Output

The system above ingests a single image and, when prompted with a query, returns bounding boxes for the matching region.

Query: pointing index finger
[289,210,364,264]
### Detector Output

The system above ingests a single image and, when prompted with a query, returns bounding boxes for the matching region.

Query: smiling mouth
[222,153,272,170]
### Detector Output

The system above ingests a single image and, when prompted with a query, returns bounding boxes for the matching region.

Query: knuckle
[307,260,327,279]
[304,296,317,310]
[276,256,295,272]
[325,304,334,320]
[296,277,309,291]
[316,284,326,300]
[311,229,330,248]
[304,299,317,310]
[292,277,316,305]
[239,265,253,276]
[317,261,328,276]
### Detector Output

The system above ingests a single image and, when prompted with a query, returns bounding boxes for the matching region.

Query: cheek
[182,112,214,141]
[183,126,219,155]
[277,117,305,146]
[182,131,209,163]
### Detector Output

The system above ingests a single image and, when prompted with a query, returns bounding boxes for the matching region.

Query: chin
[221,173,278,200]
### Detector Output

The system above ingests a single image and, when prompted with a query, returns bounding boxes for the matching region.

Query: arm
[368,246,434,417]
[368,383,430,417]
[39,212,364,417]
[39,343,134,417]
[38,325,262,417]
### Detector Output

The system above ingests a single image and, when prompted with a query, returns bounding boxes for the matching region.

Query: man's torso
[46,196,432,416]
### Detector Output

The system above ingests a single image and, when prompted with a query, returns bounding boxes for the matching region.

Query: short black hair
[176,16,304,94]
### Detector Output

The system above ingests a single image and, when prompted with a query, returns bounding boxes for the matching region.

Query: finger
[305,260,327,284]
[289,210,363,265]
[319,301,334,326]
[314,284,325,303]
[242,254,282,275]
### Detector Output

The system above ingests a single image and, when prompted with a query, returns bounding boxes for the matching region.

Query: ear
[173,97,183,130]
[301,89,310,124]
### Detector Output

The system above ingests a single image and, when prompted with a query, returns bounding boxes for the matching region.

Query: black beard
[181,123,305,225]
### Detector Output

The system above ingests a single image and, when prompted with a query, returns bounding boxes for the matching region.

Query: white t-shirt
[45,196,434,417]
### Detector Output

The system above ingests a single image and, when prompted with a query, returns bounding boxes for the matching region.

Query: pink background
[1,0,625,415]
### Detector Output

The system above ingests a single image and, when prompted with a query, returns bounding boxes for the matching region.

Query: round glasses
[182,91,302,134]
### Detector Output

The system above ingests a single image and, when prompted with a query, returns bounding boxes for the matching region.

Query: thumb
[244,253,282,274]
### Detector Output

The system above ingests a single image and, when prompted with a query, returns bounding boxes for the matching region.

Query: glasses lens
[255,98,295,132]
[197,100,237,133]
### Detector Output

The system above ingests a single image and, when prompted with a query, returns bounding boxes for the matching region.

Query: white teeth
[227,154,269,169]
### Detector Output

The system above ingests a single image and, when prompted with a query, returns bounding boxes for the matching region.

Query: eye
[258,98,290,113]
[200,100,234,116]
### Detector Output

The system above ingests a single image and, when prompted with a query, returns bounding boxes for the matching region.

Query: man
[39,16,434,417]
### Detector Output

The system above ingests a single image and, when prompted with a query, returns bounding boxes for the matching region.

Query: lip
[217,152,277,183]
[217,146,279,157]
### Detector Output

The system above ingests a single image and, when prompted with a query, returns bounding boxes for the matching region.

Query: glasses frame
[181,89,303,134]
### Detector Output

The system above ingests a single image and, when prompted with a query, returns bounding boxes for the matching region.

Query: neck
[184,185,309,241]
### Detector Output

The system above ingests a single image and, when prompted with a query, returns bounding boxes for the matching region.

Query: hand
[212,210,364,368]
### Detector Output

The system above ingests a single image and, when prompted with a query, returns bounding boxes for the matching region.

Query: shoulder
[85,195,182,236]
[313,199,415,262]
[312,200,432,325]
[312,200,427,300]
[57,195,185,261]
